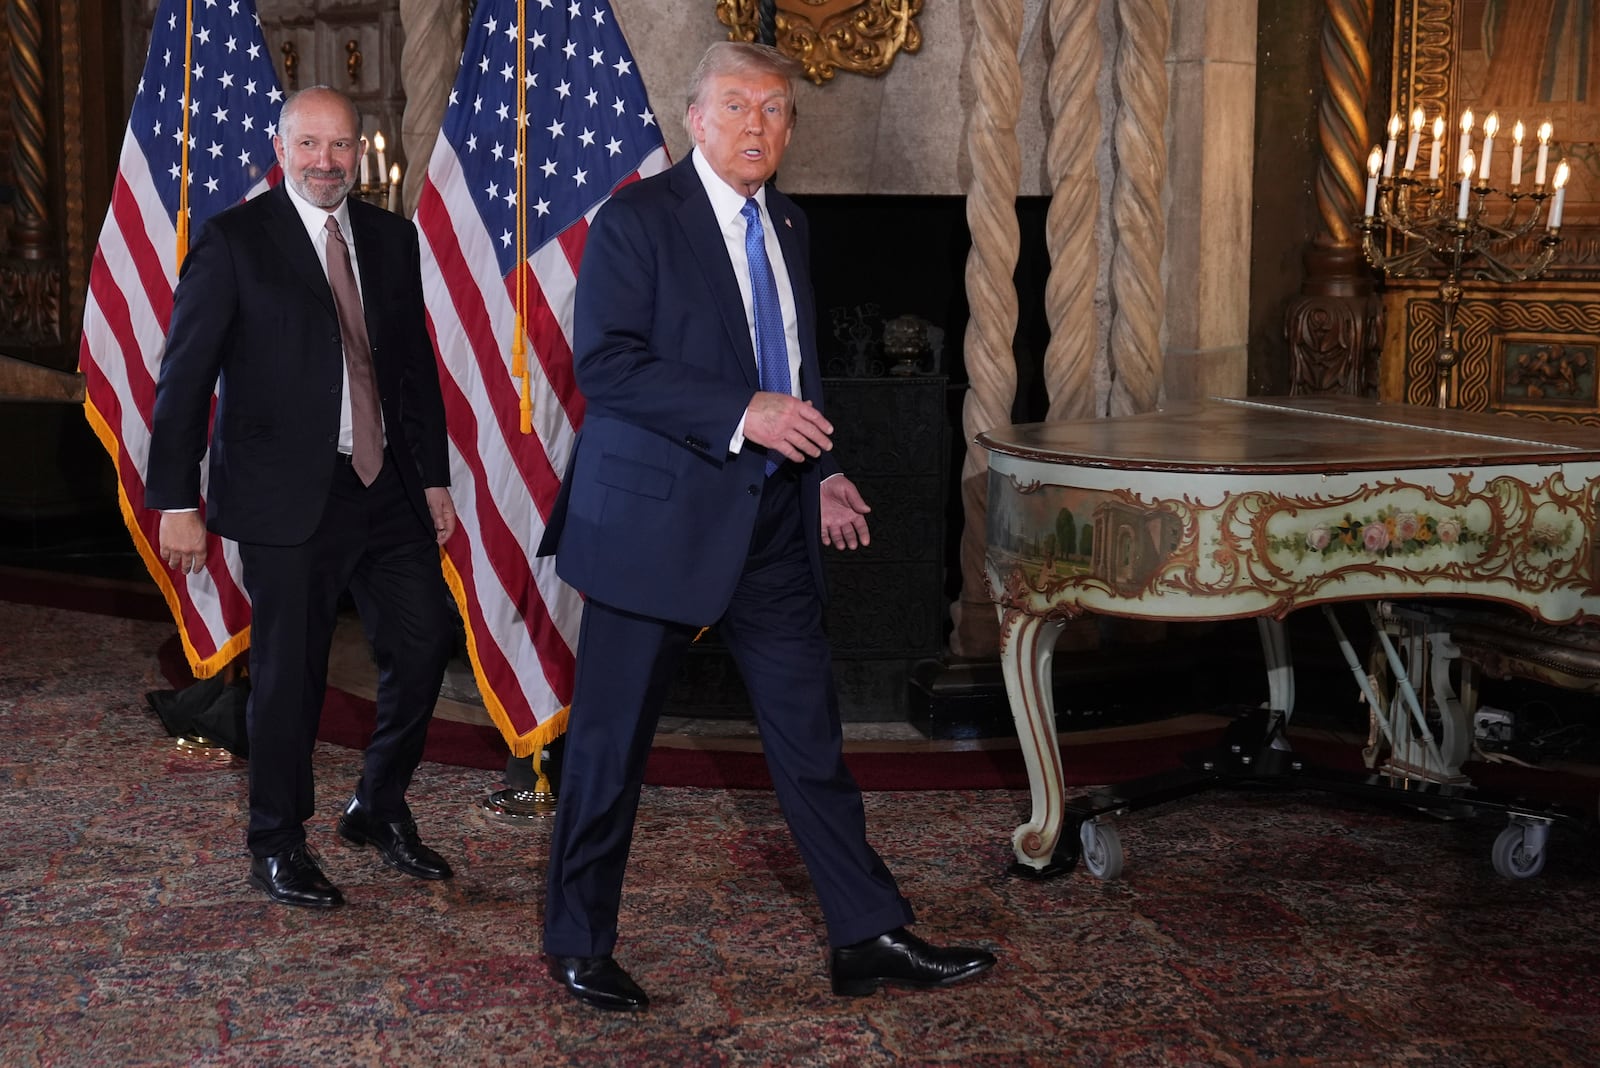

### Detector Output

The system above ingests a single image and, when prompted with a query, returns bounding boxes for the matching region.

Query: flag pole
[176,0,195,266]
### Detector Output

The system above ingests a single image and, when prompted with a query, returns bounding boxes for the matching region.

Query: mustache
[303,167,348,181]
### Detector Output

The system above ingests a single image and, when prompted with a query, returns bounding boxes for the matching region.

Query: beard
[291,166,355,208]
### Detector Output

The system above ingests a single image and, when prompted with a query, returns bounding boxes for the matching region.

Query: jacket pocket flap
[596,453,674,500]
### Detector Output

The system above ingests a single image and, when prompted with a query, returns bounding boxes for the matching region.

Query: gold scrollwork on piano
[987,468,1600,626]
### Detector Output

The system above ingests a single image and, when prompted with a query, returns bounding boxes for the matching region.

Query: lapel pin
[784,216,792,228]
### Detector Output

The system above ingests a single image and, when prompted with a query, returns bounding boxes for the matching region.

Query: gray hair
[277,85,360,141]
[682,42,802,137]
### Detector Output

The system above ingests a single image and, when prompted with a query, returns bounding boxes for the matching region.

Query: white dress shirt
[282,180,383,453]
[690,149,803,454]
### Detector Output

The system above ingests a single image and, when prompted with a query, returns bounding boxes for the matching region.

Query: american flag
[79,0,283,676]
[416,0,669,756]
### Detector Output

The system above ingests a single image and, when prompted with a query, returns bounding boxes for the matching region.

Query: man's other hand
[743,392,833,462]
[158,511,208,575]
[820,475,871,550]
[425,487,458,546]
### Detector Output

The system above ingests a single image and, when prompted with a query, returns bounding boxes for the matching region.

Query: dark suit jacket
[145,184,449,545]
[539,156,838,626]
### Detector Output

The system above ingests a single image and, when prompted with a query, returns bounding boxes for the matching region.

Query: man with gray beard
[147,86,458,909]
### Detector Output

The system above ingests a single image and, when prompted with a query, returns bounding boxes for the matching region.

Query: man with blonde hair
[539,42,996,1012]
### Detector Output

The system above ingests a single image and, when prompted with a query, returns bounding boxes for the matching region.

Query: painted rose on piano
[1277,509,1479,561]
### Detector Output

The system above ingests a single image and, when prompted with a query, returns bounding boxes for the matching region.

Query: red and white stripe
[78,130,276,676]
[417,137,669,755]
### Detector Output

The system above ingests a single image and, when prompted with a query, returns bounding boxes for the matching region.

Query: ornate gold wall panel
[1381,0,1600,418]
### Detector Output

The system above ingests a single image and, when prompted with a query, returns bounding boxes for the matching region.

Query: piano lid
[977,396,1600,474]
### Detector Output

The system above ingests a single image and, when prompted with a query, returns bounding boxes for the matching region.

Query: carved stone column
[1105,0,1171,416]
[1042,0,1102,422]
[398,0,462,215]
[2,0,63,345]
[1286,0,1381,396]
[949,0,1023,658]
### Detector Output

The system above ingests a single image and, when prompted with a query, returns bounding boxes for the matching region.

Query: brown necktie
[323,215,383,485]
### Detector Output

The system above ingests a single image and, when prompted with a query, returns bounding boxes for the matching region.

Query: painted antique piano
[979,395,1600,880]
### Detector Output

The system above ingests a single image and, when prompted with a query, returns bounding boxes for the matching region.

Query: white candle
[1383,113,1402,178]
[1550,160,1570,228]
[1510,121,1525,186]
[1458,109,1474,163]
[387,163,400,212]
[1457,151,1475,219]
[1404,108,1424,172]
[1365,147,1383,217]
[1429,117,1445,180]
[373,131,387,183]
[358,137,371,187]
[1479,113,1498,181]
[1535,121,1552,185]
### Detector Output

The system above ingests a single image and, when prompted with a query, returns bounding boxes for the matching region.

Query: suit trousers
[237,451,453,857]
[543,470,916,957]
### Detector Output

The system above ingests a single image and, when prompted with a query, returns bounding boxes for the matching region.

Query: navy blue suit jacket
[145,183,449,546]
[540,156,837,625]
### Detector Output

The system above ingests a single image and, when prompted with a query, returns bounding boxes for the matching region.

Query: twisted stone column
[1287,0,1381,397]
[1042,0,1102,421]
[7,0,50,257]
[1105,0,1171,417]
[398,0,463,215]
[950,0,1023,658]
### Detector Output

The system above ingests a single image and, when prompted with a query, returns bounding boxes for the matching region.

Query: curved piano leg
[995,604,1072,875]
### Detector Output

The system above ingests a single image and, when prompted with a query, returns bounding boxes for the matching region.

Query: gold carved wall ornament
[715,0,923,84]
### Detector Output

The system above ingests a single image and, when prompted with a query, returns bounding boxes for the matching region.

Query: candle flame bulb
[1432,117,1445,140]
[1461,109,1474,132]
[1483,113,1499,138]
[1410,107,1425,131]
[1368,147,1384,176]
[1461,150,1475,178]
[1538,120,1552,143]
[372,131,385,153]
[1553,159,1570,188]
[1388,113,1403,138]
[1512,120,1525,144]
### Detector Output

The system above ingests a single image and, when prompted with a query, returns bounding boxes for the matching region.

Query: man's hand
[743,392,833,463]
[425,487,458,546]
[820,475,871,550]
[158,511,208,575]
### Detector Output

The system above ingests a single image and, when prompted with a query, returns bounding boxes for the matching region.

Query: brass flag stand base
[479,786,557,822]
[174,734,233,758]
[480,747,558,823]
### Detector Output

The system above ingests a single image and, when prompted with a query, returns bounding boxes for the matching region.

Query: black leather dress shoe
[830,927,996,996]
[248,845,344,909]
[337,796,453,880]
[548,955,650,1012]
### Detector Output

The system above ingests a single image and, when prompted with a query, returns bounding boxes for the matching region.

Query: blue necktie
[742,198,790,475]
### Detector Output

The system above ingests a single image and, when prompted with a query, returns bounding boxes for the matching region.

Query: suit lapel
[260,184,337,320]
[670,161,760,390]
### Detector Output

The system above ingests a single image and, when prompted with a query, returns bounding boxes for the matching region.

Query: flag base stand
[174,734,233,758]
[479,787,557,822]
[480,745,559,822]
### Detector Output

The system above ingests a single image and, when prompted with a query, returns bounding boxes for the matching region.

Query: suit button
[747,485,759,496]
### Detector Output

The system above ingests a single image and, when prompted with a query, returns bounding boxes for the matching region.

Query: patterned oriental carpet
[4,593,1600,1065]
